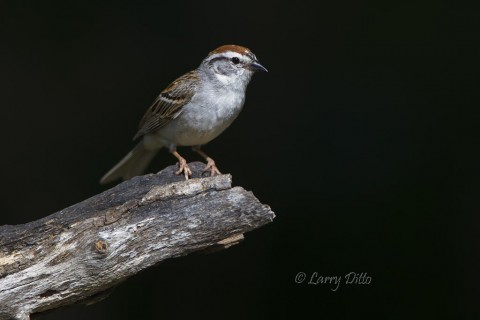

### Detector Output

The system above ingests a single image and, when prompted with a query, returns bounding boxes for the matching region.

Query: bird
[100,45,267,184]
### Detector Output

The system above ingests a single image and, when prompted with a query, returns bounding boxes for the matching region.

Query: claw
[175,158,192,180]
[203,157,221,177]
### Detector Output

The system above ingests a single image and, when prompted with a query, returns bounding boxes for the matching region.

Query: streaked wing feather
[133,70,199,140]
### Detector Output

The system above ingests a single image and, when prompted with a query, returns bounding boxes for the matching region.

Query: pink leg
[192,146,221,177]
[171,149,192,180]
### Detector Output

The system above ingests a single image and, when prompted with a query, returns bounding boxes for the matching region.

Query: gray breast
[158,89,245,146]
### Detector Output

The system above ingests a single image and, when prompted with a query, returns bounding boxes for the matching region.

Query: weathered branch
[0,162,275,320]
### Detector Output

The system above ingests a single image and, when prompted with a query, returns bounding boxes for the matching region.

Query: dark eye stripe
[209,55,243,64]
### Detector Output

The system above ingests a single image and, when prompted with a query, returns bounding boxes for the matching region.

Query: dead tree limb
[0,162,275,320]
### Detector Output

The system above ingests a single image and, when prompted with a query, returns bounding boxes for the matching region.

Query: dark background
[0,0,478,318]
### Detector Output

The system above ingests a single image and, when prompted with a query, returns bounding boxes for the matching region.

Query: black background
[0,0,478,318]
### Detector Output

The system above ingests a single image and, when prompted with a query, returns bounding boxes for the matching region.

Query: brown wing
[133,70,199,140]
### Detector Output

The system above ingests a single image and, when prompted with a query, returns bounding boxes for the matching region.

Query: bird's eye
[231,57,240,64]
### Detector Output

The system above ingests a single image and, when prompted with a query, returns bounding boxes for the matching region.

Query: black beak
[250,61,268,72]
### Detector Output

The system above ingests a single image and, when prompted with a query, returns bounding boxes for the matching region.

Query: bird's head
[200,45,267,88]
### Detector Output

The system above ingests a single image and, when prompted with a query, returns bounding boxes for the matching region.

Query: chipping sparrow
[100,45,267,184]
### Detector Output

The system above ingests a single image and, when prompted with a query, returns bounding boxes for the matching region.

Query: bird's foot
[175,158,192,180]
[203,157,221,177]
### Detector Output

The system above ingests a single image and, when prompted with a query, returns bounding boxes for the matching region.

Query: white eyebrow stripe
[208,52,243,60]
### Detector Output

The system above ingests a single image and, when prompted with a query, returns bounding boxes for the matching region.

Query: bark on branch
[0,162,275,319]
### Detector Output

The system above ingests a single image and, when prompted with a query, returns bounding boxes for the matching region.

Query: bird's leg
[171,149,192,180]
[192,146,221,176]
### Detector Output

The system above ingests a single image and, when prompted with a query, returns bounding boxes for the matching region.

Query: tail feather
[100,143,159,185]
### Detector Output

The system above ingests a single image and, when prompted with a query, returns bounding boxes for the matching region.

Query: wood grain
[0,162,274,319]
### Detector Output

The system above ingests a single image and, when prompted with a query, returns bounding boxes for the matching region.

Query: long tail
[100,142,160,185]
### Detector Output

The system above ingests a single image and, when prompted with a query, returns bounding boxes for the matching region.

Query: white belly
[145,89,245,148]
